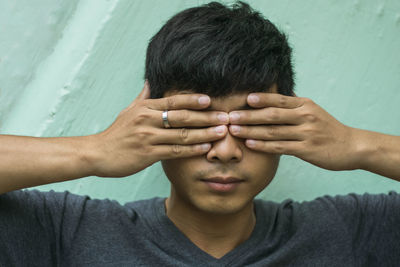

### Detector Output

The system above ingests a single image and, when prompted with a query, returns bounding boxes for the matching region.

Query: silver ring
[162,110,171,128]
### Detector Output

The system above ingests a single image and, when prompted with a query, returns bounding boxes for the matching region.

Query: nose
[206,131,243,163]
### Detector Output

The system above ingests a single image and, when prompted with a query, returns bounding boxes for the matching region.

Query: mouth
[200,177,244,193]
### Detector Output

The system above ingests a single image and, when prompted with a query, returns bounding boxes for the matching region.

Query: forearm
[0,135,95,194]
[354,128,400,181]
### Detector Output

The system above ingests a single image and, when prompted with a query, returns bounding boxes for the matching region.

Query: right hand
[87,82,229,177]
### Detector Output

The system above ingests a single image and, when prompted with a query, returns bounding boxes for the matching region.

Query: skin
[162,92,280,258]
[1,82,400,258]
[230,88,400,181]
[161,84,400,258]
[2,81,398,193]
[0,82,225,193]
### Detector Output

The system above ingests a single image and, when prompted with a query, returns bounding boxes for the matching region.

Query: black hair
[145,1,294,98]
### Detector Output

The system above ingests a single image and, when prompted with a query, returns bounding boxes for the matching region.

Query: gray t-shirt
[0,189,399,266]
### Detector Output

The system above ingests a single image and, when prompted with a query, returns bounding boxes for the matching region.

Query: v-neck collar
[152,198,270,265]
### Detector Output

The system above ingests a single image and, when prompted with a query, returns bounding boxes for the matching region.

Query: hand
[228,93,360,171]
[88,82,229,177]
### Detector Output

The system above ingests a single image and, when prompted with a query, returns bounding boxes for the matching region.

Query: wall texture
[1,0,399,203]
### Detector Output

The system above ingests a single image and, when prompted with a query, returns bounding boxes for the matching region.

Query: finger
[229,125,302,141]
[164,110,229,128]
[153,125,227,145]
[247,93,305,109]
[155,143,212,160]
[229,107,300,125]
[144,93,211,111]
[245,140,303,155]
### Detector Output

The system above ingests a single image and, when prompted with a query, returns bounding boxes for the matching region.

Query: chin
[191,194,253,216]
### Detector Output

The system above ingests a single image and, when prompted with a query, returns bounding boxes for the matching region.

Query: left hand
[228,93,361,171]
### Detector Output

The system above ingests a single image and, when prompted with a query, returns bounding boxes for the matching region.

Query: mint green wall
[1,0,399,203]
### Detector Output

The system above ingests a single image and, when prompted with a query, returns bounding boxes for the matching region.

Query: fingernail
[248,94,259,103]
[214,125,226,135]
[217,113,229,123]
[246,139,256,147]
[200,143,211,151]
[229,112,240,122]
[230,125,241,134]
[198,96,210,105]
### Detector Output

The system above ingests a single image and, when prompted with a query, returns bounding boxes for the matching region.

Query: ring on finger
[162,110,171,128]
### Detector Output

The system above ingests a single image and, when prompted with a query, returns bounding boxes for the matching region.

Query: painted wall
[1,0,399,203]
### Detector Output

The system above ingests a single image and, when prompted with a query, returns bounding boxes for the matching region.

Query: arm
[0,82,229,194]
[0,135,94,194]
[228,92,400,181]
[352,128,400,181]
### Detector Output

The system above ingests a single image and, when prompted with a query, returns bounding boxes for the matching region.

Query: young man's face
[162,90,280,215]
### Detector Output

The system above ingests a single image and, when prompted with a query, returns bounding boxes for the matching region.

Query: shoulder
[303,191,400,213]
[255,191,400,222]
[124,197,165,218]
[254,197,296,216]
[0,189,128,221]
[253,197,299,228]
[0,189,85,213]
[1,190,165,216]
[124,197,164,209]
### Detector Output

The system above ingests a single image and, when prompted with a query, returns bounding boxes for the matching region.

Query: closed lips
[201,177,243,183]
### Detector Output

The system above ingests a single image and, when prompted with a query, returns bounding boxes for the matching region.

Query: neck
[165,195,256,259]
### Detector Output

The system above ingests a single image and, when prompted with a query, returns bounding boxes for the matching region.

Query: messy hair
[145,1,294,98]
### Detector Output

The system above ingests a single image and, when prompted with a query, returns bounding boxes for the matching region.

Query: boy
[1,2,399,266]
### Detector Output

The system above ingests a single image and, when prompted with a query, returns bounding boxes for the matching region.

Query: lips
[200,177,244,192]
[201,177,243,184]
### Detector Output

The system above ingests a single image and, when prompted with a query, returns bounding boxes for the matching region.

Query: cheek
[245,153,280,181]
[161,159,181,181]
[161,159,196,183]
[161,158,202,198]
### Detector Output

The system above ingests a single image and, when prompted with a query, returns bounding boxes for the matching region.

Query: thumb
[126,81,151,109]
[137,80,151,101]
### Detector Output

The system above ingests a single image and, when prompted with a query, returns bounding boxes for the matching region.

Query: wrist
[76,134,103,177]
[350,127,375,171]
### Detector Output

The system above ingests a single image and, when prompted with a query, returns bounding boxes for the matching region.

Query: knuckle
[136,100,146,108]
[266,126,277,137]
[131,141,143,151]
[302,125,315,135]
[135,110,152,124]
[302,112,318,123]
[308,133,323,146]
[267,108,280,121]
[180,128,189,143]
[302,97,314,106]
[137,99,147,106]
[138,144,152,155]
[166,97,176,110]
[171,144,182,155]
[180,110,190,123]
[136,129,153,141]
[279,95,288,106]
[272,143,285,154]
[143,146,153,154]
